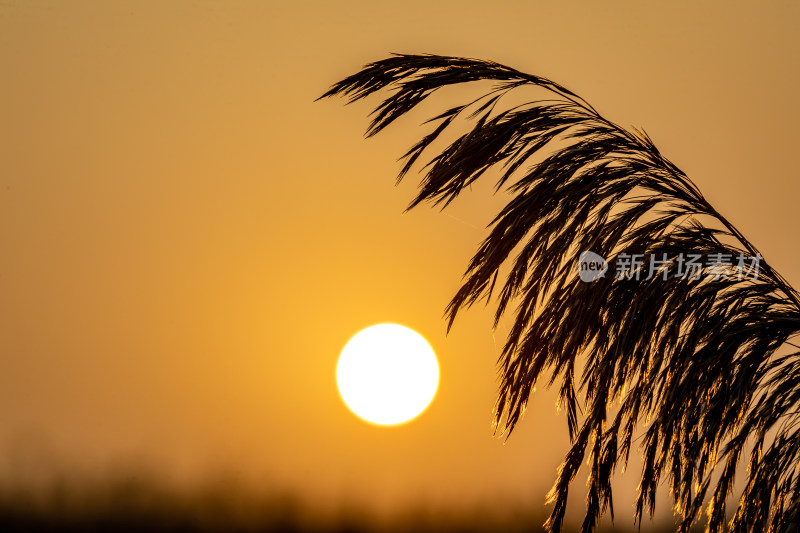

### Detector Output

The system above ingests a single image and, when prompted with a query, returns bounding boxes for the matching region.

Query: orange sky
[2,0,800,528]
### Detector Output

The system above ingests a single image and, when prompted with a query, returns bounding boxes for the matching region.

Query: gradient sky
[2,0,799,527]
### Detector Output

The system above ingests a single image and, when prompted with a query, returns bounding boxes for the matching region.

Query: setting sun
[337,324,439,426]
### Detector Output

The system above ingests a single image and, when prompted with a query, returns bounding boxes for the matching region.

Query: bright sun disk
[336,323,439,426]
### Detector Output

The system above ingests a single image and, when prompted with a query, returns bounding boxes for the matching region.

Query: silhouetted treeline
[0,471,700,533]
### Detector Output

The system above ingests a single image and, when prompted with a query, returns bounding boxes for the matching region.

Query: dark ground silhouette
[0,472,699,533]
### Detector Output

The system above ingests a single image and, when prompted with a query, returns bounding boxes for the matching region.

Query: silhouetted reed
[320,54,800,533]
